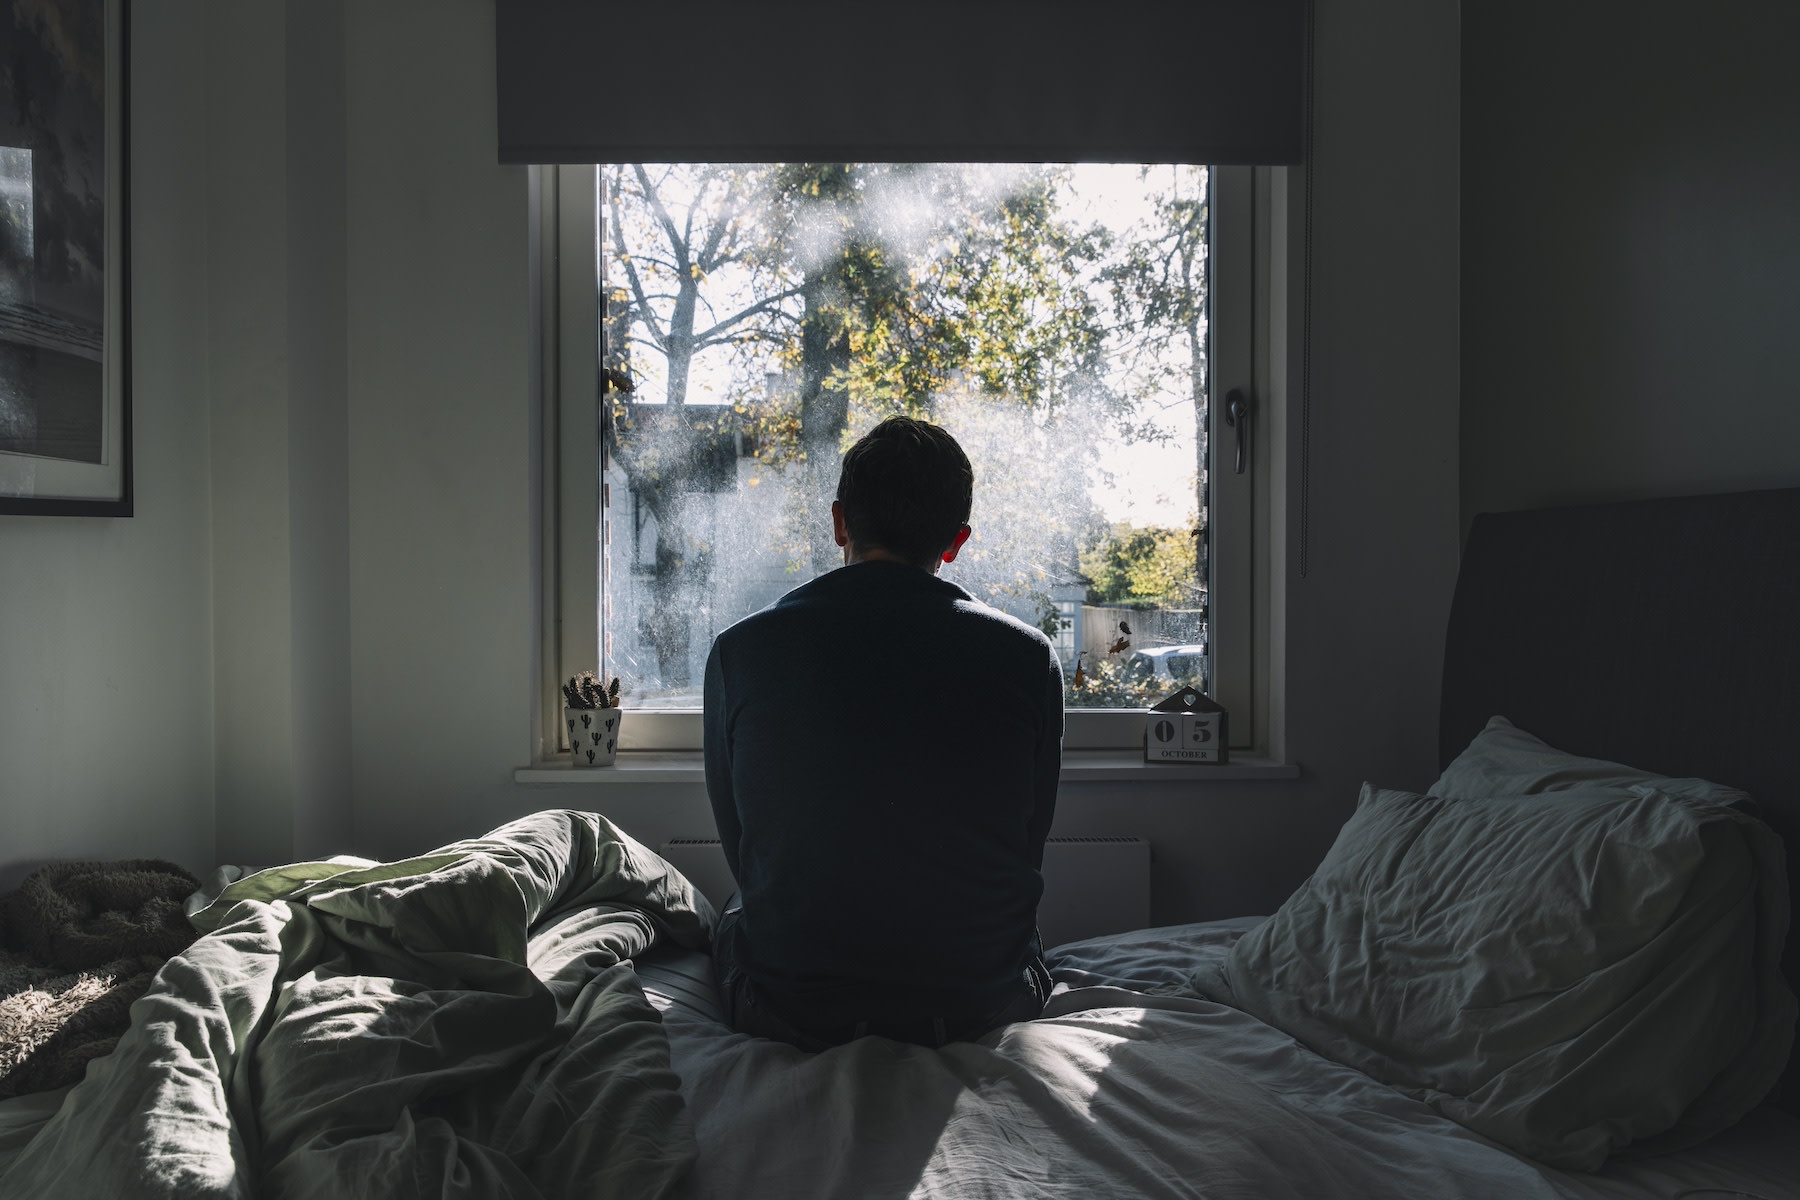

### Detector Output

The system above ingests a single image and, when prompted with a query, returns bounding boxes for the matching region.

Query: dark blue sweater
[703,560,1063,1025]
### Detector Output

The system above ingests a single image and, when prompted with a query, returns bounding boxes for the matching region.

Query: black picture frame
[0,0,131,517]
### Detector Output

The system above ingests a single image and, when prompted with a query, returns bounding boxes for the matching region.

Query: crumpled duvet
[0,810,715,1200]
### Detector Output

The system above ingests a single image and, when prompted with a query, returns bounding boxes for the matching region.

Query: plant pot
[565,707,622,767]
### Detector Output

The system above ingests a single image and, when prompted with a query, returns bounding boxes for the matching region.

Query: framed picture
[0,0,130,516]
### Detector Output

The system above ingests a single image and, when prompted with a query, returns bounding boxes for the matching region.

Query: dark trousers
[711,894,1052,1053]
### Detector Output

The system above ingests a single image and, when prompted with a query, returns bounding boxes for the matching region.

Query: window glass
[599,164,1210,710]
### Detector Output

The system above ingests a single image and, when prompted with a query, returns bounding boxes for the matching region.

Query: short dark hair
[836,417,974,567]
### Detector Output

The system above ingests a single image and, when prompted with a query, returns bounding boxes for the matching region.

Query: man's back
[704,559,1063,1030]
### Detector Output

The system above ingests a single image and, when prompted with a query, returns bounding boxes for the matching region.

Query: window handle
[1225,389,1251,475]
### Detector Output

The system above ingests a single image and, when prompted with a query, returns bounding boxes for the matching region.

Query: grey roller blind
[497,2,1304,164]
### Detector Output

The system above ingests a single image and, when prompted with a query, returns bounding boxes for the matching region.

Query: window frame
[536,163,1283,758]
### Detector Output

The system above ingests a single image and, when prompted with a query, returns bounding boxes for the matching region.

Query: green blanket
[0,810,716,1199]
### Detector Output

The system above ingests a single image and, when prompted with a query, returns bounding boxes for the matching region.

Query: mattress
[639,919,1800,1200]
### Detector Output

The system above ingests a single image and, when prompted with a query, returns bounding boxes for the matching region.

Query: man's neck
[844,545,940,574]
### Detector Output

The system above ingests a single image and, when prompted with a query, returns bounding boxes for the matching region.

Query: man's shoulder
[712,566,1056,663]
[948,595,1055,653]
[712,596,797,649]
[710,576,828,653]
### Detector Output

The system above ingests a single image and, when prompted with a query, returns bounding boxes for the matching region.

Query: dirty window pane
[599,164,1210,710]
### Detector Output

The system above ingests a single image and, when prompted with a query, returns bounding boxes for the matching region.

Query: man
[703,416,1063,1052]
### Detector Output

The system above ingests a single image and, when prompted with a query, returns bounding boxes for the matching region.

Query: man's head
[833,416,974,570]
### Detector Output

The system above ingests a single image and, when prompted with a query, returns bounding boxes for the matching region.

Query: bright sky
[1061,164,1203,529]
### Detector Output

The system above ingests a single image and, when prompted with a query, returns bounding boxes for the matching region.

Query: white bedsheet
[640,920,1800,1200]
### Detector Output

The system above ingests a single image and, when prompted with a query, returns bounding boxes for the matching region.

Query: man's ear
[942,525,972,564]
[831,500,850,548]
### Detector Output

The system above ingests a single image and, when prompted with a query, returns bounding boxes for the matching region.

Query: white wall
[205,2,297,865]
[205,0,355,867]
[1243,0,1464,910]
[312,0,1462,922]
[0,2,215,891]
[1462,0,1800,520]
[342,4,540,858]
[283,0,354,862]
[1,0,1462,924]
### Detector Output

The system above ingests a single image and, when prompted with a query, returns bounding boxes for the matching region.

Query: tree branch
[692,285,807,345]
[633,163,690,277]
[608,172,671,350]
[696,170,755,270]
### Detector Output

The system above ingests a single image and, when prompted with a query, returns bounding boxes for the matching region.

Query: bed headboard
[1441,486,1800,1112]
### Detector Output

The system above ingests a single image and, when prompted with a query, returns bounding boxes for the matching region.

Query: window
[540,164,1275,755]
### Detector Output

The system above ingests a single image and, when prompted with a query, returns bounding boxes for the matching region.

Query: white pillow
[1431,716,1754,810]
[1192,782,1793,1170]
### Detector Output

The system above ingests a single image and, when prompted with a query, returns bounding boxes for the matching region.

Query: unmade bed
[0,487,1796,1198]
[639,920,1798,1199]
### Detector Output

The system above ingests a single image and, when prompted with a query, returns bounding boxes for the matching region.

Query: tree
[1080,523,1203,609]
[601,164,800,686]
[758,164,1125,593]
[763,164,862,572]
[605,165,799,412]
[601,162,1187,693]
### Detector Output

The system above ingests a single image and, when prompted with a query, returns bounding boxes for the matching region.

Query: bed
[1,487,1796,1199]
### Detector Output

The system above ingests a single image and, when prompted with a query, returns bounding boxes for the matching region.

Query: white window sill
[513,751,1298,786]
[516,753,708,784]
[1060,752,1298,782]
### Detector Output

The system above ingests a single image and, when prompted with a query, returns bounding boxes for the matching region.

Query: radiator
[658,836,1151,950]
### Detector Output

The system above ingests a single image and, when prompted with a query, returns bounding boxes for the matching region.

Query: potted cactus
[563,672,623,767]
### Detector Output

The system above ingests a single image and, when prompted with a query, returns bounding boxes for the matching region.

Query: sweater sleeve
[703,641,744,885]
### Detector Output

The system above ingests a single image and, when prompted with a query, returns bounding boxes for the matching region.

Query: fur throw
[0,859,200,1097]
[0,951,164,1098]
[2,858,200,969]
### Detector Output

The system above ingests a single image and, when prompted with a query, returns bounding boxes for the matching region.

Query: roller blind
[497,2,1304,164]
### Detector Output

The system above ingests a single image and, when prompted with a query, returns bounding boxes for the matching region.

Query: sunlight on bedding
[982,1007,1138,1112]
[915,1010,1148,1197]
